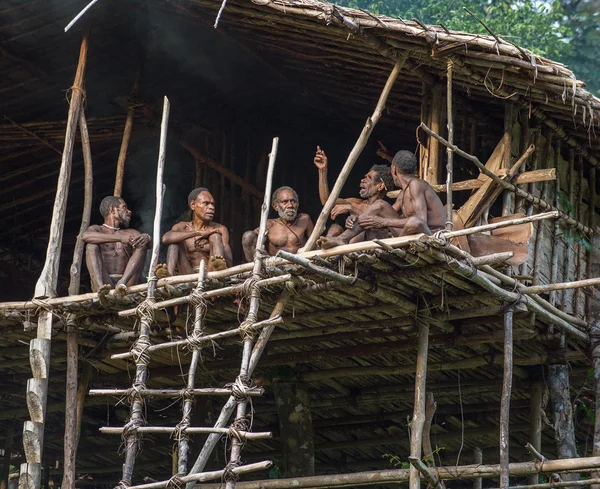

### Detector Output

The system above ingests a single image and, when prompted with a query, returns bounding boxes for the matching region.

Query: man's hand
[376,141,393,162]
[314,146,328,171]
[196,228,221,239]
[345,215,358,230]
[129,233,151,249]
[358,214,387,229]
[331,204,351,220]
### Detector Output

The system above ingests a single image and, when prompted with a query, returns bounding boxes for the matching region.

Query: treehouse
[0,1,600,489]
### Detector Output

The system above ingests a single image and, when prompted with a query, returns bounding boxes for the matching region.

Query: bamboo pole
[120,96,170,486]
[446,60,454,230]
[420,123,595,235]
[193,456,600,489]
[529,383,544,485]
[19,33,89,489]
[500,305,513,489]
[100,427,271,439]
[89,387,264,397]
[409,317,429,489]
[114,67,141,197]
[302,58,405,251]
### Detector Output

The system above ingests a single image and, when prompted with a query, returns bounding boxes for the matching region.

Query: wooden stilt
[114,67,141,197]
[20,33,89,489]
[473,448,483,489]
[425,83,443,186]
[446,61,454,230]
[120,96,170,486]
[273,382,315,477]
[500,305,513,489]
[409,315,429,489]
[549,360,580,484]
[75,363,92,448]
[1,423,14,489]
[303,58,405,251]
[502,104,516,216]
[589,234,600,489]
[528,383,544,485]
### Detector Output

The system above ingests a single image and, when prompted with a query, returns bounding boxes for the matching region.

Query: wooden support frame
[500,305,513,489]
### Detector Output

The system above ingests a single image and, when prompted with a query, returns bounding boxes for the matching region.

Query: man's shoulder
[211,221,228,231]
[298,213,313,224]
[171,221,189,231]
[87,224,103,231]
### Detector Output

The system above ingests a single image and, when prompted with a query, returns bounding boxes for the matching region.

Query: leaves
[334,0,598,94]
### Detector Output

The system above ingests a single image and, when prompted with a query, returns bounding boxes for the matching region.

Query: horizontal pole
[409,457,443,489]
[89,387,264,397]
[521,277,600,295]
[128,460,271,489]
[486,478,600,489]
[444,211,558,238]
[110,316,283,360]
[193,456,600,489]
[99,427,271,439]
[118,274,291,316]
[470,252,514,266]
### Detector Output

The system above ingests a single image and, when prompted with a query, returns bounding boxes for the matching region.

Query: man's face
[273,189,298,222]
[115,199,132,227]
[359,170,384,198]
[190,191,216,223]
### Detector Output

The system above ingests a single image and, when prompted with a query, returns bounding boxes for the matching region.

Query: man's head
[188,187,216,223]
[100,196,131,227]
[391,151,418,185]
[359,165,394,199]
[272,186,299,222]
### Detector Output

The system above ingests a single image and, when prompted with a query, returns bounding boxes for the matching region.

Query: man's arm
[220,226,234,267]
[314,146,348,206]
[331,199,365,219]
[304,214,314,239]
[162,223,219,245]
[82,225,129,245]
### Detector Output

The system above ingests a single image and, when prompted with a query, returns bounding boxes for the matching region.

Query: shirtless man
[161,188,233,275]
[317,150,445,248]
[314,146,394,236]
[83,196,151,292]
[242,186,313,261]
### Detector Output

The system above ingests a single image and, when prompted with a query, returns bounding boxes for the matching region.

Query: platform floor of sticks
[0,231,595,488]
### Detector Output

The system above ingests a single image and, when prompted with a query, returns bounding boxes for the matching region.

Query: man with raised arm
[317,150,445,249]
[314,146,394,237]
[83,196,151,293]
[242,186,313,262]
[160,188,233,275]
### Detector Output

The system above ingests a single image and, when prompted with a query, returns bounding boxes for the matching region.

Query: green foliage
[334,0,599,94]
[383,453,411,469]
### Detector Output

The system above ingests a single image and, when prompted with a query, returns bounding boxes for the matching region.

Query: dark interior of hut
[0,0,507,302]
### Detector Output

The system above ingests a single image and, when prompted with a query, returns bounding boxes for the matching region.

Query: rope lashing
[114,480,131,489]
[227,374,254,402]
[222,460,242,483]
[173,419,190,442]
[121,416,144,445]
[188,288,207,312]
[242,276,261,298]
[166,474,186,489]
[31,297,53,312]
[136,299,156,324]
[238,319,258,341]
[130,335,152,367]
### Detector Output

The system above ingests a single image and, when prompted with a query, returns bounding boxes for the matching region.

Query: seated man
[314,146,394,237]
[318,150,445,249]
[242,186,313,261]
[161,188,233,275]
[83,196,151,292]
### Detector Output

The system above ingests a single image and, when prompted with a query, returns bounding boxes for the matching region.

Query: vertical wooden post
[75,363,93,448]
[62,109,93,489]
[589,234,600,489]
[502,104,515,216]
[500,305,513,489]
[302,58,405,251]
[548,359,580,484]
[121,96,170,485]
[472,448,482,489]
[419,83,431,180]
[445,61,454,231]
[574,157,585,315]
[587,168,597,316]
[20,33,89,489]
[114,67,141,197]
[409,320,429,489]
[1,423,14,489]
[273,382,315,477]
[426,83,443,186]
[528,382,543,485]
